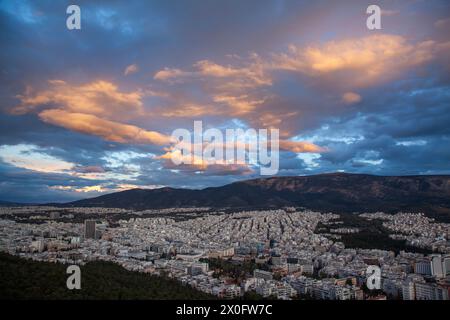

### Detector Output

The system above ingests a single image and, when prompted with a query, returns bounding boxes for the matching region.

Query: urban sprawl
[0,206,449,300]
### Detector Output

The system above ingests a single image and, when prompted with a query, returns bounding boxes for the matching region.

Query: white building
[402,281,415,300]
[254,269,273,281]
[414,260,431,275]
[431,255,444,278]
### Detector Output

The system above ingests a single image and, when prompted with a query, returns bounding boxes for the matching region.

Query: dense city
[0,206,449,300]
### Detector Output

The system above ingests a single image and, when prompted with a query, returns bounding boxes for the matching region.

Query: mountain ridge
[63,173,450,221]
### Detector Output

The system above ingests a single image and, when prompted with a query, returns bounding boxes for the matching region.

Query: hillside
[0,253,214,300]
[66,173,450,221]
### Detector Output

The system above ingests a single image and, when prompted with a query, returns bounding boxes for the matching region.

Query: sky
[0,0,450,203]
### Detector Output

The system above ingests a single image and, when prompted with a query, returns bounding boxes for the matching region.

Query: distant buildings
[1,207,449,300]
[49,212,60,220]
[415,255,448,279]
[415,282,449,300]
[254,269,273,281]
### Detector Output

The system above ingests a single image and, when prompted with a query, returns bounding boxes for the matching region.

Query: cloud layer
[1,0,450,202]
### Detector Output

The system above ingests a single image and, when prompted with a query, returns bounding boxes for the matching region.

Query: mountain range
[0,200,27,207]
[65,173,450,221]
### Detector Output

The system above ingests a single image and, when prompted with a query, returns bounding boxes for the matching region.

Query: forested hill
[0,253,214,300]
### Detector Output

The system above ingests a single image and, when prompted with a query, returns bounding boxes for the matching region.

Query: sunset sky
[1,0,450,203]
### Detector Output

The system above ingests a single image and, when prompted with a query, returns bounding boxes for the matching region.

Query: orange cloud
[154,68,190,82]
[11,80,175,148]
[154,56,271,89]
[149,33,450,140]
[39,109,171,145]
[155,34,444,90]
[342,92,362,105]
[279,140,326,153]
[160,103,221,117]
[159,137,325,168]
[158,138,325,175]
[158,149,254,175]
[195,59,271,87]
[13,80,144,121]
[50,183,164,194]
[213,94,266,115]
[271,34,443,88]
